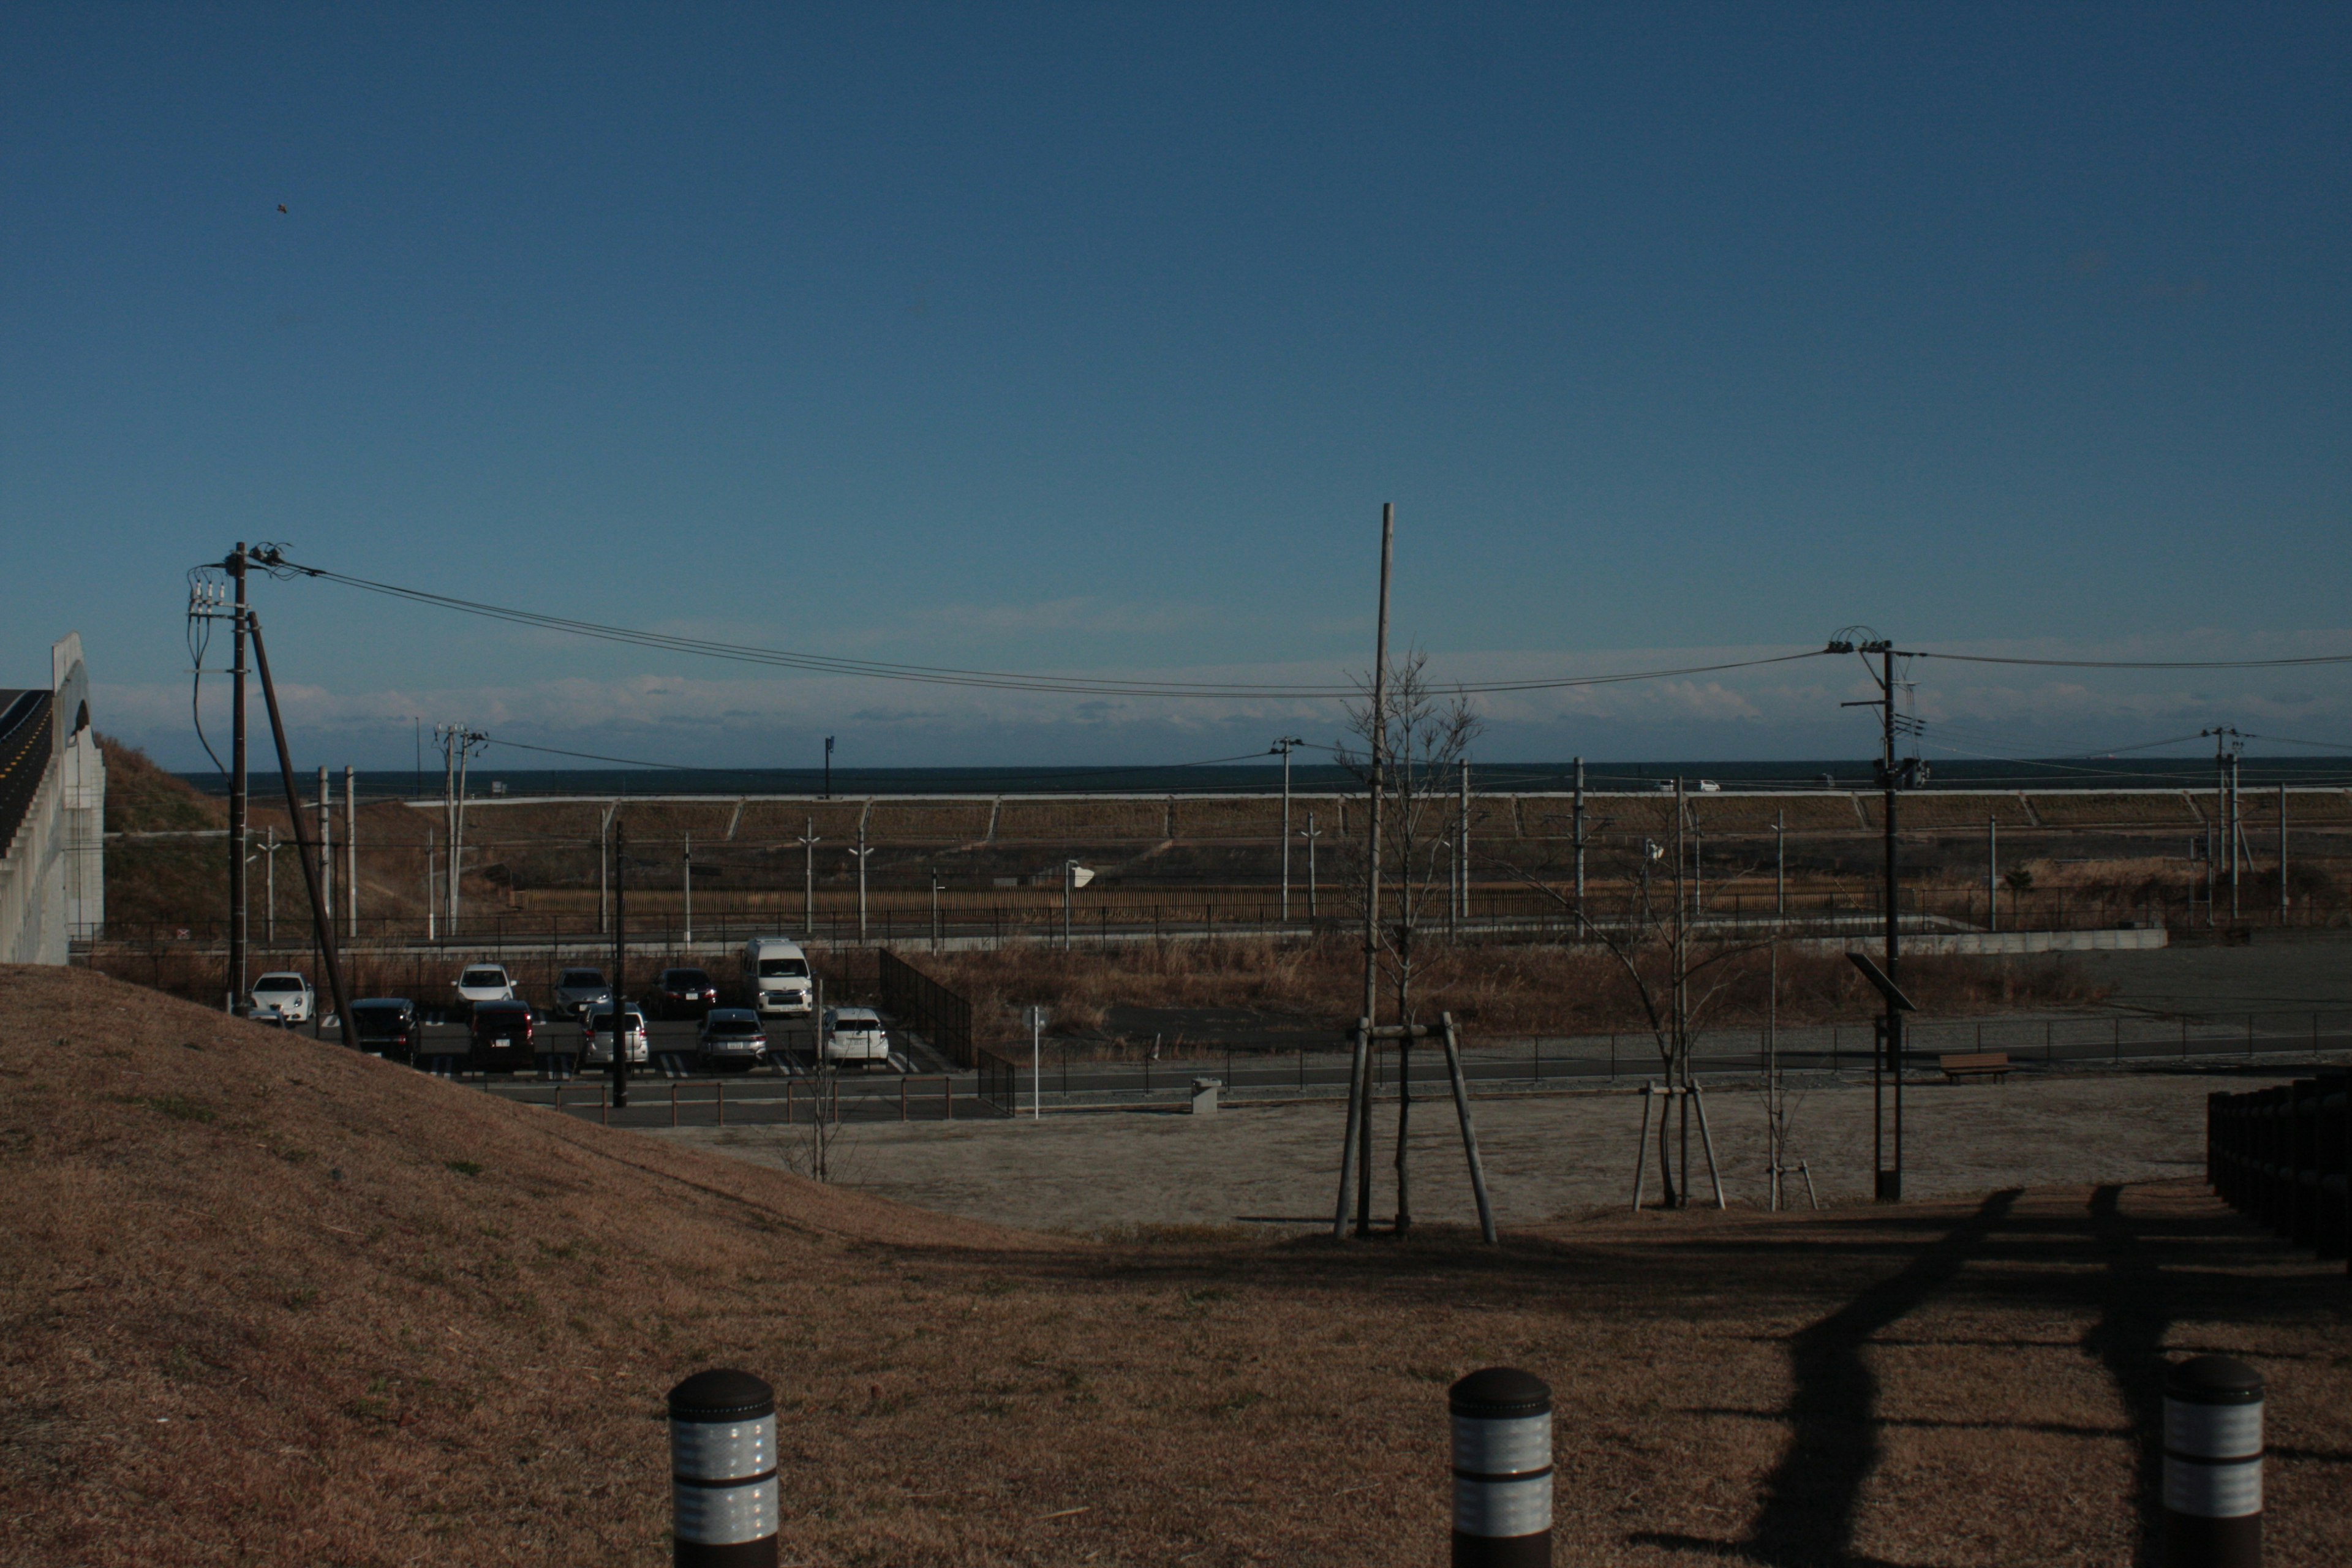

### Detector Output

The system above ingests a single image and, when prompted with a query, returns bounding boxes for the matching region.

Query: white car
[580,1006,649,1066]
[454,965,518,1011]
[249,971,315,1023]
[821,1006,890,1068]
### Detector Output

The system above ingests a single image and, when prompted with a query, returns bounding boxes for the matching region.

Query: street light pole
[1271,736,1303,924]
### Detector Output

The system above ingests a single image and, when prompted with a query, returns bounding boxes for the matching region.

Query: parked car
[454,965,518,1012]
[467,999,536,1073]
[821,1006,890,1068]
[580,1005,649,1067]
[551,967,612,1018]
[350,998,419,1061]
[649,967,718,1020]
[696,1008,768,1072]
[249,971,315,1024]
[741,937,814,1017]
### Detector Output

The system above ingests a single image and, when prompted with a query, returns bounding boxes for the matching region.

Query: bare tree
[1482,780,1770,1207]
[1335,650,1481,1234]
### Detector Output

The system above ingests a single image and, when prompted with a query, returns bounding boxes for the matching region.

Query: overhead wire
[263,553,1830,699]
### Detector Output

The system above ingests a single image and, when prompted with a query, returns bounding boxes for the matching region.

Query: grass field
[6,964,2348,1566]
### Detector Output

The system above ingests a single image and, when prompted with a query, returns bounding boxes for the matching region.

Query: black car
[350,998,420,1061]
[649,967,719,1020]
[467,999,537,1074]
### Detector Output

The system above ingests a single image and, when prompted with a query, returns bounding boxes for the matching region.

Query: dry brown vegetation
[921,935,2116,1050]
[4,964,2347,1566]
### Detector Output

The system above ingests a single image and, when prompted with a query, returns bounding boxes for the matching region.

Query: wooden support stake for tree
[1439,1012,1497,1243]
[1333,1020,1371,1239]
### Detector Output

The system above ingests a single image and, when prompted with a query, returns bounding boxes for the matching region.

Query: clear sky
[5,5,2348,772]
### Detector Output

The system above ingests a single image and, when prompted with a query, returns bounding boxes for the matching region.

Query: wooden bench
[1939,1051,2011,1084]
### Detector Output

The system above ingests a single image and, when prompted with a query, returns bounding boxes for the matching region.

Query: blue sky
[5,4,2348,771]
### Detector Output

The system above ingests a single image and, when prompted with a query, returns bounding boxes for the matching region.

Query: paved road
[455,1023,2352,1129]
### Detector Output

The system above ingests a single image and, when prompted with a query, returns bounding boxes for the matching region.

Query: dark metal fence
[878,948,974,1068]
[2207,1071,2348,1275]
[974,1048,1021,1116]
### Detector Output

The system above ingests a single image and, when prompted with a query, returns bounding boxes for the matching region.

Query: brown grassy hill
[96,737,228,929]
[3,965,2346,1567]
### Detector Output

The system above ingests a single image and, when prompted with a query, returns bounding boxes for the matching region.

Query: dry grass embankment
[8,965,2349,1566]
[922,935,2116,1050]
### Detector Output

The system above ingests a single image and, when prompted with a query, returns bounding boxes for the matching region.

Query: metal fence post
[2162,1355,2263,1568]
[668,1368,779,1567]
[1450,1367,1551,1567]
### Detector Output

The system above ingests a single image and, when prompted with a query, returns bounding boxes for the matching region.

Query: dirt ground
[663,1065,2281,1234]
[12,964,2350,1567]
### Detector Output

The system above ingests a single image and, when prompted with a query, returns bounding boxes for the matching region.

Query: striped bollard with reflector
[669,1369,778,1568]
[1450,1367,1551,1567]
[2163,1355,2263,1568]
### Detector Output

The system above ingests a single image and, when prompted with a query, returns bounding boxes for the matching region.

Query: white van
[742,937,813,1017]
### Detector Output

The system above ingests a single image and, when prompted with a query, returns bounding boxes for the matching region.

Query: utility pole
[683,830,694,947]
[264,826,278,946]
[1336,503,1394,1242]
[227,545,249,1010]
[435,724,486,935]
[823,735,834,801]
[798,817,820,937]
[2203,727,2244,926]
[1301,812,1321,921]
[1271,736,1303,923]
[1673,777,1689,1205]
[1834,631,1908,1202]
[611,821,629,1110]
[344,764,356,943]
[423,826,434,942]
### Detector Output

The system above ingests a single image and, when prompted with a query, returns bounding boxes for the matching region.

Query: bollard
[669,1368,779,1567]
[2163,1355,2263,1568]
[1450,1367,1551,1567]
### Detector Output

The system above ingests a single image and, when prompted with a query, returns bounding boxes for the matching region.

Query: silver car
[696,1008,768,1072]
[551,967,613,1019]
[581,1006,649,1066]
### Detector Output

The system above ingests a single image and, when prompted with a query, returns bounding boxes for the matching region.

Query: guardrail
[2207,1071,2348,1276]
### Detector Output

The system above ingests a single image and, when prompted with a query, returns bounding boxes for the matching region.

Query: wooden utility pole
[611,820,629,1109]
[1876,643,1902,1202]
[1336,503,1394,1242]
[225,546,250,1009]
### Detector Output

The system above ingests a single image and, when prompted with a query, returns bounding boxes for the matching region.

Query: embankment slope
[3,965,2346,1567]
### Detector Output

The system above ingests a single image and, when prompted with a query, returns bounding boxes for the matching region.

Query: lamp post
[1270,736,1303,923]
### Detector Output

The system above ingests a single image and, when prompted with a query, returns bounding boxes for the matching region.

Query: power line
[1912,648,2352,671]
[258,549,1829,699]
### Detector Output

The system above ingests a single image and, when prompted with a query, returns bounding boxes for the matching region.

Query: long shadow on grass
[2081,1183,2174,1568]
[1630,1188,2019,1567]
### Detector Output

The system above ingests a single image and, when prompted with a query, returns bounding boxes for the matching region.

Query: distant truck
[742,937,814,1018]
